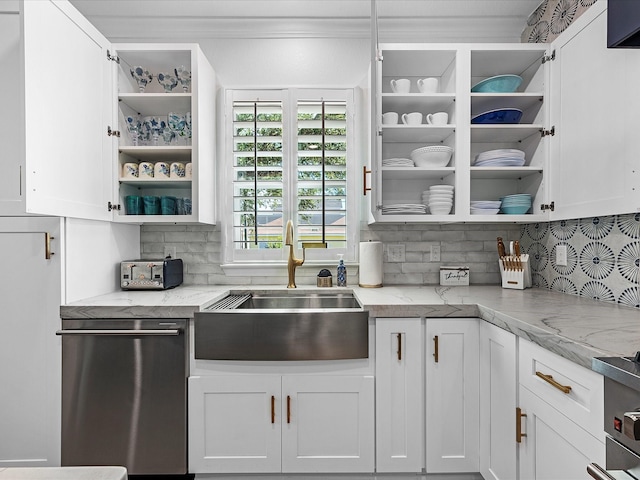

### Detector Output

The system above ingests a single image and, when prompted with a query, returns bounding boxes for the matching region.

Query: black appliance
[590,354,640,479]
[608,0,640,48]
[121,258,183,290]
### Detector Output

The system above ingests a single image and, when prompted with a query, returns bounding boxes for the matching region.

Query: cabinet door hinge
[540,201,555,212]
[108,202,121,212]
[541,126,555,137]
[377,49,383,62]
[542,50,556,64]
[107,126,121,138]
[107,50,120,64]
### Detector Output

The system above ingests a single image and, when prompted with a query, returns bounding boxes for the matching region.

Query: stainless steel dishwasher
[57,318,188,475]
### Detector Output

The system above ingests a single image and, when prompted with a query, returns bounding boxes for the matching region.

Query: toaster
[120,258,183,290]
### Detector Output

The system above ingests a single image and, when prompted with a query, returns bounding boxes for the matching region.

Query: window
[223,89,357,265]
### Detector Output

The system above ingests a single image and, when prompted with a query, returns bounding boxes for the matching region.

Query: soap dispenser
[336,254,347,287]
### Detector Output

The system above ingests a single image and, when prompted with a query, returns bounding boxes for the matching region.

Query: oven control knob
[623,412,640,440]
[122,281,129,287]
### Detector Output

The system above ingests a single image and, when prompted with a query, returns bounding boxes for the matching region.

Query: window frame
[222,87,359,268]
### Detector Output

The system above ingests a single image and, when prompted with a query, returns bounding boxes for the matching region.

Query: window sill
[221,262,358,277]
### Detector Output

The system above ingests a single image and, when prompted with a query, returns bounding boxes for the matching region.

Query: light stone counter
[0,467,127,480]
[61,284,640,369]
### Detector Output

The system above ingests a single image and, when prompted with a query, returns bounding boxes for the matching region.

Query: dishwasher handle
[56,329,181,336]
[587,463,617,480]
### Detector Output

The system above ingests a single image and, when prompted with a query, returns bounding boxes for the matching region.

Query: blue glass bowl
[471,74,523,93]
[471,108,523,124]
[501,205,530,215]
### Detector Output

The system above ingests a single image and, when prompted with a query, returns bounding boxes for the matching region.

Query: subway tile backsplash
[141,213,638,310]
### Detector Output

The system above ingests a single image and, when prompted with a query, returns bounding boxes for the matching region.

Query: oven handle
[587,463,617,480]
[56,329,181,336]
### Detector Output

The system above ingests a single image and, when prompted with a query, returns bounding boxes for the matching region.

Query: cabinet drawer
[518,339,603,439]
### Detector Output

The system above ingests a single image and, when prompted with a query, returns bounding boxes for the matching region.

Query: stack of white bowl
[426,184,454,215]
[410,145,453,167]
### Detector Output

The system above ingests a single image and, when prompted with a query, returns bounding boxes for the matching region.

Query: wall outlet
[556,244,567,266]
[164,246,177,259]
[430,244,441,262]
[387,244,405,263]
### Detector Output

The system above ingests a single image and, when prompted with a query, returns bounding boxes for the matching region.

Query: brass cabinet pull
[535,371,572,394]
[363,166,372,196]
[287,395,291,424]
[45,232,54,260]
[397,333,402,361]
[516,407,527,443]
[271,395,275,424]
[433,335,439,363]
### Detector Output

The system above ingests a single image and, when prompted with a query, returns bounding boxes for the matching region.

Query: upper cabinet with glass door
[114,44,217,224]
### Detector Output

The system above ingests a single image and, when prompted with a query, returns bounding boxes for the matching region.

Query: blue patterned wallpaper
[519,213,640,309]
[521,0,598,43]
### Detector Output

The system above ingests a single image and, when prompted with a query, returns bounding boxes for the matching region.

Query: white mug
[417,77,439,93]
[170,162,186,179]
[426,112,448,125]
[382,112,399,125]
[185,162,193,179]
[139,162,155,179]
[390,78,411,93]
[401,112,423,125]
[122,162,139,179]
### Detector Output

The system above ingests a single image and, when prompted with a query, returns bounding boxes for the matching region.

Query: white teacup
[390,78,411,93]
[154,162,170,179]
[382,112,399,125]
[122,162,139,179]
[401,112,423,125]
[139,162,155,179]
[426,112,448,125]
[417,77,439,93]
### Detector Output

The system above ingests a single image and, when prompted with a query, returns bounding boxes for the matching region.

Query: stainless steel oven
[590,355,640,480]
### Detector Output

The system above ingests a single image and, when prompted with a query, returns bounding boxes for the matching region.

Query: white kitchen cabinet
[517,339,604,480]
[371,1,640,223]
[375,318,423,473]
[479,322,517,480]
[425,318,480,473]
[548,0,640,220]
[518,386,604,480]
[189,374,374,474]
[0,218,62,467]
[1,0,216,224]
[372,43,548,223]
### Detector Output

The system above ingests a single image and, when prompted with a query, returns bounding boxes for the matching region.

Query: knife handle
[497,237,506,258]
[514,240,521,257]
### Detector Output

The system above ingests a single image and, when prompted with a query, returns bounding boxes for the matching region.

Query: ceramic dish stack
[500,194,532,214]
[383,158,414,167]
[382,204,427,215]
[410,145,453,168]
[470,200,501,215]
[473,148,526,167]
[428,184,454,215]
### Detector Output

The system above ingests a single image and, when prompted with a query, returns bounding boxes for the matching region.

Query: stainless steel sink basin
[235,292,362,310]
[194,292,368,361]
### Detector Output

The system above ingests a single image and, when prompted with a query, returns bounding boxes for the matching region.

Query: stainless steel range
[591,354,640,479]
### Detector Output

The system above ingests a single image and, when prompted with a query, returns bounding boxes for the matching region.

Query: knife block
[499,254,531,290]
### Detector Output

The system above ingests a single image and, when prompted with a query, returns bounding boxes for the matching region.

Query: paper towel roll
[359,241,383,288]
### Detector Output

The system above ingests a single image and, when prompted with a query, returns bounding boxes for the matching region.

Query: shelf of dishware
[382,125,456,143]
[383,167,455,180]
[119,146,192,162]
[381,93,456,113]
[118,93,191,115]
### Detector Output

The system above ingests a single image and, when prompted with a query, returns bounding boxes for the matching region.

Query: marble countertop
[61,284,640,369]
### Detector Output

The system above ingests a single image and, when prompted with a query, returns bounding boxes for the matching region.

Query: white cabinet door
[425,318,480,473]
[0,217,62,467]
[549,0,640,220]
[282,375,375,473]
[375,318,423,473]
[188,375,282,474]
[21,0,113,220]
[479,322,517,480]
[519,385,605,480]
